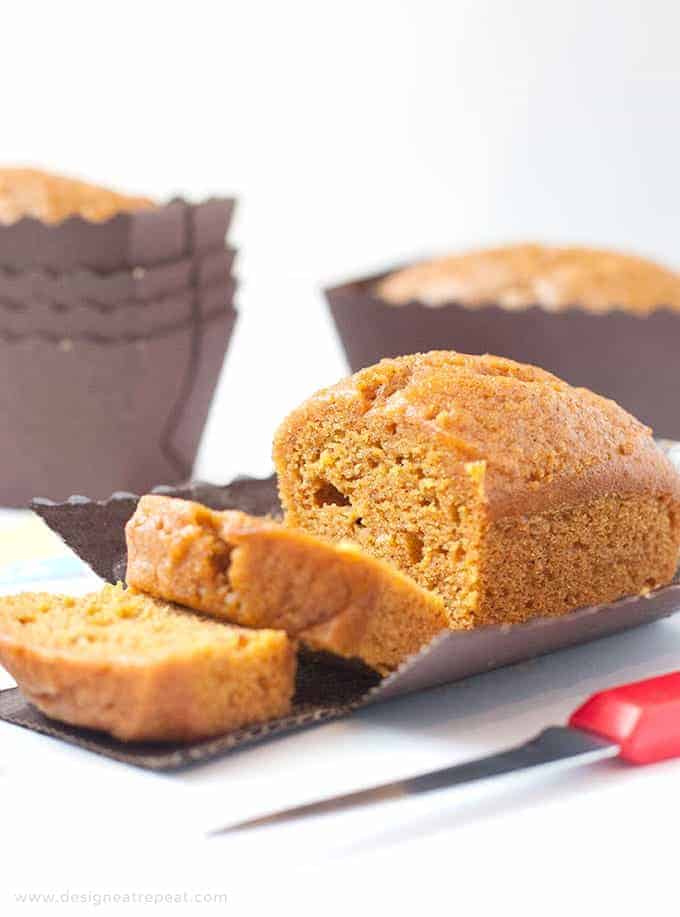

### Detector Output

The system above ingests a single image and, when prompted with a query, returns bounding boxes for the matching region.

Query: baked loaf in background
[274,351,680,629]
[0,584,295,742]
[0,167,155,224]
[126,495,448,674]
[376,244,680,314]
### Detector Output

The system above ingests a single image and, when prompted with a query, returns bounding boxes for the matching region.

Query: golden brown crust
[125,495,448,674]
[0,168,155,225]
[375,244,680,314]
[273,351,680,628]
[276,351,680,522]
[0,585,295,742]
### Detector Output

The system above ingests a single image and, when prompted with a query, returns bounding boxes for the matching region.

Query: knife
[215,670,680,834]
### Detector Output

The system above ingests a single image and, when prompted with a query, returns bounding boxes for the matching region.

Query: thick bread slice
[0,583,295,742]
[126,495,448,674]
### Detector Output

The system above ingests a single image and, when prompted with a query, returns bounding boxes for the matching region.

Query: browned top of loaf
[0,168,156,225]
[288,351,680,519]
[375,244,680,314]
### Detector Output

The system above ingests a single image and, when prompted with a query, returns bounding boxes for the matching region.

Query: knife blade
[213,669,680,834]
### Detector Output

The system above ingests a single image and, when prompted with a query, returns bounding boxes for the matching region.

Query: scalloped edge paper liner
[0,247,237,308]
[0,197,235,271]
[0,279,236,338]
[0,280,236,343]
[326,270,680,439]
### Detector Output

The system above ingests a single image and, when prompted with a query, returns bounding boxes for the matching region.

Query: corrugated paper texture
[2,440,676,770]
[326,270,680,439]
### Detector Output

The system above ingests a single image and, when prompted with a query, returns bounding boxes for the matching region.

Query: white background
[4,0,680,483]
[2,1,680,914]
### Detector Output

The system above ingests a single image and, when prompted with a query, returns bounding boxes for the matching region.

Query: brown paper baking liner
[326,270,680,439]
[0,278,236,338]
[0,198,235,271]
[0,248,236,308]
[0,441,675,770]
[0,308,237,507]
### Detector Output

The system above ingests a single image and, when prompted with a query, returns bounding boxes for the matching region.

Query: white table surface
[1,505,679,916]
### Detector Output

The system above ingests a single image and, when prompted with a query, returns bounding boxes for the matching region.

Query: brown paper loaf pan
[0,198,235,271]
[326,269,680,439]
[0,277,236,338]
[5,442,676,770]
[0,247,236,307]
[0,307,236,506]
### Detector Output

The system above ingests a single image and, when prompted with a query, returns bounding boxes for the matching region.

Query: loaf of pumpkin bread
[125,495,448,675]
[0,584,295,742]
[273,351,680,628]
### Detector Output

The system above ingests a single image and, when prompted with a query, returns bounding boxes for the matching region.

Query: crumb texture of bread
[273,351,680,628]
[375,244,680,313]
[0,168,155,225]
[0,583,295,742]
[126,495,448,674]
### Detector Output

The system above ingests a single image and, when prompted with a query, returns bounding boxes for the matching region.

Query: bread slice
[273,351,680,628]
[125,495,448,674]
[0,583,295,742]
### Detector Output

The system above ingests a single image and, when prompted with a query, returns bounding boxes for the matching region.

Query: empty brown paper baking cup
[0,307,236,506]
[3,443,675,770]
[0,198,235,272]
[0,248,236,308]
[0,278,236,338]
[326,270,680,439]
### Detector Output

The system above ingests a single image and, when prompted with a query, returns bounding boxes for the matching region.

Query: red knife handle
[569,671,680,764]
